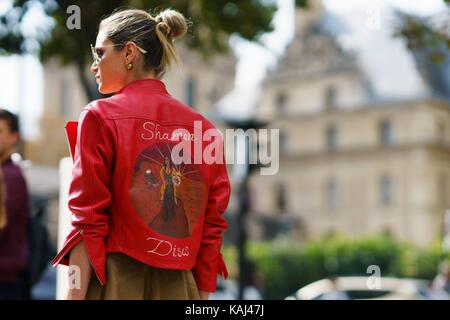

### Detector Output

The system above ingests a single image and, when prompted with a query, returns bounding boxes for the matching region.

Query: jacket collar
[116,78,169,95]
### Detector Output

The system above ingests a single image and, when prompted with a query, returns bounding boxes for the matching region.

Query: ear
[124,41,137,62]
[10,132,19,145]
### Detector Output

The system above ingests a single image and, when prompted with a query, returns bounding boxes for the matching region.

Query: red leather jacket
[52,79,230,292]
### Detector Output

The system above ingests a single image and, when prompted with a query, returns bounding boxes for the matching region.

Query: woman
[159,156,177,208]
[52,8,231,300]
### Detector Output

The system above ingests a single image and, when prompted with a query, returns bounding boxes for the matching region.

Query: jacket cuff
[193,253,228,292]
[51,228,83,267]
[218,253,228,279]
[82,233,106,285]
[51,228,107,285]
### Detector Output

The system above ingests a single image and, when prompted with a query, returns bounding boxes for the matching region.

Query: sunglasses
[90,43,148,65]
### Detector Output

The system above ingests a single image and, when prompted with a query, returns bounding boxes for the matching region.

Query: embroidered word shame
[140,120,224,165]
[141,122,196,142]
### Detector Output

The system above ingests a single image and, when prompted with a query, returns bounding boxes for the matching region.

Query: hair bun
[155,9,187,40]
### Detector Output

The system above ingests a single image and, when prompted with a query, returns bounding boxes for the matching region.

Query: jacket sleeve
[51,108,114,285]
[192,153,231,292]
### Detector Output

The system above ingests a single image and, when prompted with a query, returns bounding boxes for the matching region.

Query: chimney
[294,0,323,36]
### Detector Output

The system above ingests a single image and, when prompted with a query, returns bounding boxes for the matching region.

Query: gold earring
[127,62,133,70]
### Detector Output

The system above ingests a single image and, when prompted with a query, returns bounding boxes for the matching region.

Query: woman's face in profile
[91,30,128,94]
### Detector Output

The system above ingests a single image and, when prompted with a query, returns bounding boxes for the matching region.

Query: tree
[395,0,450,98]
[0,0,307,101]
[395,0,449,63]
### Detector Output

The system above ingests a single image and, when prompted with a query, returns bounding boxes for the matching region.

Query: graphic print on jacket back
[130,141,207,239]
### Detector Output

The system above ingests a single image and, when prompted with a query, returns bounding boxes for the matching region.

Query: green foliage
[395,0,450,65]
[0,0,282,100]
[223,234,446,299]
[1,0,280,60]
[295,0,309,9]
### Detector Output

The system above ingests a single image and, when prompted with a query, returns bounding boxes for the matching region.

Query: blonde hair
[0,169,6,229]
[100,8,188,78]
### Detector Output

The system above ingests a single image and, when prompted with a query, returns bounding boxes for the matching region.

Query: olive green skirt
[86,253,200,300]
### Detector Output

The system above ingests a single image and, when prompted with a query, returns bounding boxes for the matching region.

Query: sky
[323,0,447,100]
[219,0,447,119]
[233,0,447,89]
[0,0,448,139]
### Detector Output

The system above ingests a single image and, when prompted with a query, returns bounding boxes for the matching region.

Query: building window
[326,125,338,151]
[438,121,446,143]
[277,184,287,213]
[186,77,196,108]
[276,93,287,114]
[438,174,447,207]
[209,87,219,104]
[325,85,337,109]
[327,179,338,211]
[380,175,393,206]
[60,77,71,117]
[379,119,393,145]
[279,131,288,153]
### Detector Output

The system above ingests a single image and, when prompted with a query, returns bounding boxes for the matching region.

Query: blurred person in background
[0,169,6,230]
[0,109,29,300]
